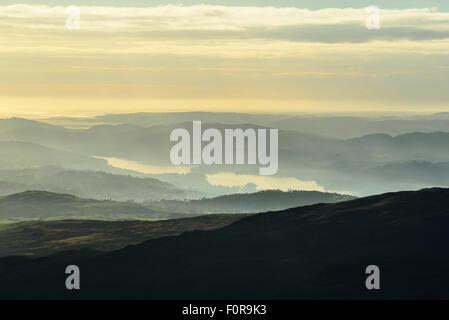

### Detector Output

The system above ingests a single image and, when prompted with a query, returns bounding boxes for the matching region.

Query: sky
[0,1,448,117]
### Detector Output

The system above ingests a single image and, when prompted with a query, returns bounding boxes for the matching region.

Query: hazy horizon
[2,110,449,121]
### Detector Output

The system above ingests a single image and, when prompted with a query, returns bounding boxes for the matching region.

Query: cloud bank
[1,5,449,43]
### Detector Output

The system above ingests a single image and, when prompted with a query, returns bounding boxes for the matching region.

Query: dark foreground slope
[1,188,449,299]
[0,215,250,257]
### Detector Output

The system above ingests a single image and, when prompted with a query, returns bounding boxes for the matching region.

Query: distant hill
[0,181,29,195]
[272,115,449,139]
[0,189,354,223]
[91,112,287,127]
[0,167,197,201]
[146,190,356,214]
[0,214,250,257]
[0,141,106,170]
[3,115,449,196]
[0,191,165,222]
[367,161,449,185]
[346,132,449,162]
[49,112,449,139]
[1,188,449,299]
[0,117,60,132]
[38,170,194,201]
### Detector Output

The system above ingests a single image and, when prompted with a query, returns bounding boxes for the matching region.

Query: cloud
[1,4,449,43]
[0,4,448,114]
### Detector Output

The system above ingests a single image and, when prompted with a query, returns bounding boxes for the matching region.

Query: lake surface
[95,156,194,175]
[97,156,325,191]
[206,172,325,192]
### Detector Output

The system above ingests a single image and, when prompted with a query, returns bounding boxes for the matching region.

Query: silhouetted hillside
[1,188,449,299]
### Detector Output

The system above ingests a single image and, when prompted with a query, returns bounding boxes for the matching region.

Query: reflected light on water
[95,156,194,175]
[206,172,325,192]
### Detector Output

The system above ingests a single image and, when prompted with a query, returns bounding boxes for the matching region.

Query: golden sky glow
[1,4,448,117]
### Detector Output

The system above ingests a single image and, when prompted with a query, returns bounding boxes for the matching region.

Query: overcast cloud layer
[1,5,449,43]
[0,4,448,116]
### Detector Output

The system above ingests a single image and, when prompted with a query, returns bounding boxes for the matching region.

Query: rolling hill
[0,190,161,222]
[50,112,449,139]
[0,117,60,132]
[3,116,449,196]
[0,167,196,201]
[37,170,195,201]
[0,188,448,299]
[0,141,106,170]
[146,190,356,214]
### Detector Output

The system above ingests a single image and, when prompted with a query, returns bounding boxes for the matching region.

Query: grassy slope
[0,214,250,257]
